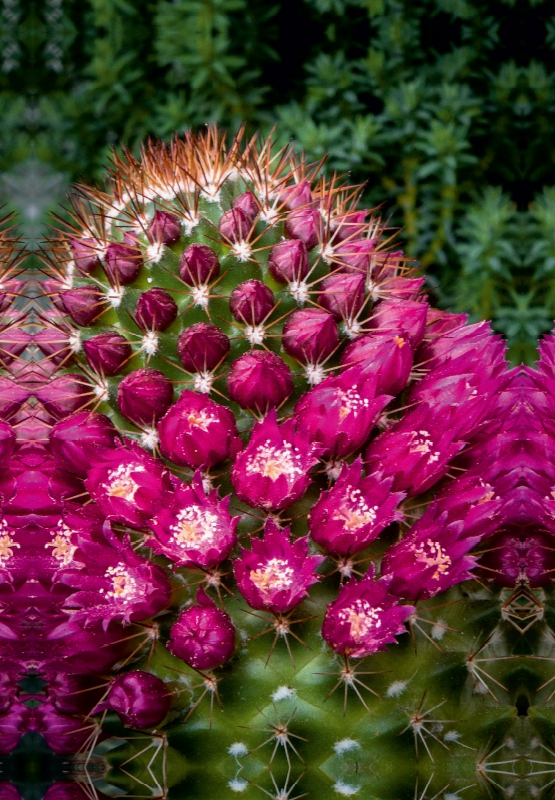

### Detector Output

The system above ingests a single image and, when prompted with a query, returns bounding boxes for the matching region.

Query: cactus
[0,128,552,800]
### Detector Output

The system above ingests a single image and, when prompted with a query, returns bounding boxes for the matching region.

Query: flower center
[246,441,304,482]
[104,464,145,502]
[186,409,216,431]
[102,563,139,602]
[170,506,220,552]
[46,522,76,566]
[250,558,294,599]
[0,522,19,565]
[333,488,378,531]
[339,599,383,642]
[337,387,370,422]
[409,430,440,463]
[413,539,452,580]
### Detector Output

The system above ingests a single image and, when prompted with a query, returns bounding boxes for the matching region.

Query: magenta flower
[294,366,392,459]
[177,322,230,373]
[85,442,173,527]
[0,702,30,754]
[380,503,481,601]
[321,567,414,658]
[231,410,321,511]
[227,350,293,412]
[135,287,178,331]
[364,403,465,496]
[340,332,413,396]
[147,471,238,569]
[308,459,404,556]
[0,421,15,466]
[158,390,241,469]
[92,670,171,728]
[117,368,173,426]
[49,411,119,477]
[234,519,323,614]
[167,588,235,670]
[58,523,171,627]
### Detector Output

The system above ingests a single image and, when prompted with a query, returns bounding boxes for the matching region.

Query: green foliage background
[1,0,554,361]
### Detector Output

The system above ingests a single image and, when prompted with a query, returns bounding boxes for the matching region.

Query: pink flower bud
[86,442,173,527]
[0,376,29,419]
[282,308,338,364]
[277,180,314,210]
[219,207,252,242]
[148,210,181,245]
[83,332,132,376]
[229,280,275,325]
[92,670,171,728]
[0,783,22,799]
[177,322,230,373]
[168,588,235,670]
[268,239,309,284]
[104,242,143,285]
[368,299,428,347]
[60,286,105,326]
[322,567,414,658]
[179,244,220,286]
[285,209,322,249]
[158,390,241,469]
[117,368,173,426]
[333,238,376,273]
[227,350,292,412]
[35,374,92,419]
[148,472,238,568]
[49,411,119,477]
[135,287,178,332]
[231,409,321,511]
[232,191,259,220]
[69,237,100,275]
[331,210,367,242]
[294,367,392,459]
[309,459,405,556]
[317,272,365,322]
[234,519,323,614]
[340,333,413,396]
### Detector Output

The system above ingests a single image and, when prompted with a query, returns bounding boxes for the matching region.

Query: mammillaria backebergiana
[0,130,552,798]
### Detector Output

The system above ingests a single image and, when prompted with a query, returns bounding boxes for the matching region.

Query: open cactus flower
[0,128,552,799]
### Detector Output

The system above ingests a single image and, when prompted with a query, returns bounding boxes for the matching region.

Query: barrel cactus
[0,128,552,799]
